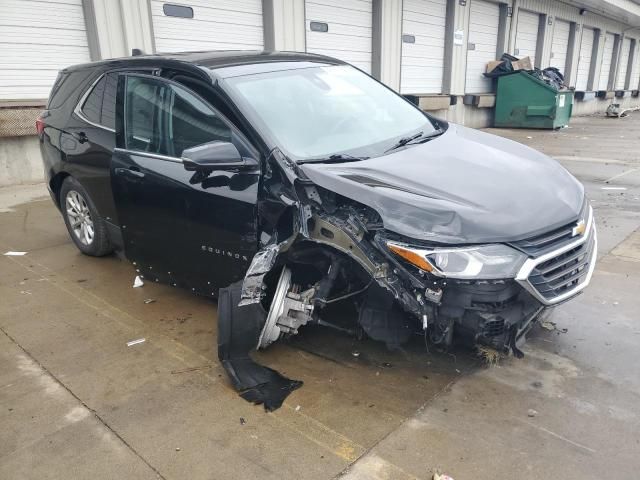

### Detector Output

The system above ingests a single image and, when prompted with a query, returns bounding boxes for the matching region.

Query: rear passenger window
[124,75,232,157]
[79,73,117,130]
[81,76,106,125]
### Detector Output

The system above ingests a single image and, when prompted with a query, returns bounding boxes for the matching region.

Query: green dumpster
[494,71,573,129]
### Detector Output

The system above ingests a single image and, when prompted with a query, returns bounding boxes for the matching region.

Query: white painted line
[126,338,146,347]
[4,251,27,256]
[601,187,627,190]
[603,168,638,184]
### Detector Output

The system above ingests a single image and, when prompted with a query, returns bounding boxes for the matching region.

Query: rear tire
[60,177,112,257]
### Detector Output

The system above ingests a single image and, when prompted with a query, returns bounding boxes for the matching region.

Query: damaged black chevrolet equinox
[39,51,596,410]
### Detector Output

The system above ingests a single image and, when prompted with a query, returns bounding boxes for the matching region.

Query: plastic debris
[4,251,27,256]
[351,350,361,358]
[240,417,246,425]
[143,298,156,304]
[433,472,455,480]
[133,275,144,288]
[295,405,301,412]
[540,320,556,331]
[527,409,538,417]
[126,338,146,347]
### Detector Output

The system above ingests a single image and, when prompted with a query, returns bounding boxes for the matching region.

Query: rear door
[111,73,260,295]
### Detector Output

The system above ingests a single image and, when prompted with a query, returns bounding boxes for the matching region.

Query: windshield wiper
[384,128,444,153]
[298,153,369,165]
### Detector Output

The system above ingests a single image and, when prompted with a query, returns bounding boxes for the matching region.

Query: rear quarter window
[48,72,85,109]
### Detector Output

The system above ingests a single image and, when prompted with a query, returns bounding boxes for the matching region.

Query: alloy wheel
[65,190,94,246]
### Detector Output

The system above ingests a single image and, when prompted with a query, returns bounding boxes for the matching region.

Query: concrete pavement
[1,115,639,479]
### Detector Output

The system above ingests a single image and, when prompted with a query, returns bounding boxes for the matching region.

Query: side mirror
[182,141,256,171]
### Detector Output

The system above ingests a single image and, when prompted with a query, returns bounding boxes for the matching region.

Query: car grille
[515,206,597,305]
[526,228,596,300]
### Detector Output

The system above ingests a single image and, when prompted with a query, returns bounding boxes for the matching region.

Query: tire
[59,177,113,257]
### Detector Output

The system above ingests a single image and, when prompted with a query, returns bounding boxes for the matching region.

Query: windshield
[224,65,437,160]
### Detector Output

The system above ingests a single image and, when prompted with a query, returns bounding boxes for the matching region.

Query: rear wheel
[60,177,112,256]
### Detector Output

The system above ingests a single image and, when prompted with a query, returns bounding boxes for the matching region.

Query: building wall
[1,0,640,185]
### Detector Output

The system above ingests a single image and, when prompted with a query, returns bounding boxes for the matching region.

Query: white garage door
[150,0,263,53]
[400,0,447,94]
[575,27,595,90]
[515,10,540,61]
[630,41,640,90]
[598,32,616,90]
[550,19,571,73]
[615,37,632,89]
[0,0,91,100]
[465,0,500,94]
[305,0,372,73]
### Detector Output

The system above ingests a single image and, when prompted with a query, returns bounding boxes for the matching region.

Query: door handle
[115,167,145,179]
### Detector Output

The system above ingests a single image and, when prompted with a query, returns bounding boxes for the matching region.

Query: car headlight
[386,242,527,279]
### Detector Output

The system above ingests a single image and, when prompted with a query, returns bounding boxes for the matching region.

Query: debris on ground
[528,409,538,417]
[351,350,360,358]
[4,251,27,256]
[433,471,455,480]
[477,345,503,366]
[295,405,301,412]
[540,320,568,334]
[133,276,144,288]
[170,365,213,374]
[126,338,146,347]
[143,298,156,304]
[240,417,246,425]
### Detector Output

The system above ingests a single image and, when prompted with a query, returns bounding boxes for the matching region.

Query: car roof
[63,50,346,79]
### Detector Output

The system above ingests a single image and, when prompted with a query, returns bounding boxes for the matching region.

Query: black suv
[39,51,596,410]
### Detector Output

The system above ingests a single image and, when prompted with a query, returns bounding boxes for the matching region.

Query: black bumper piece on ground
[218,282,303,411]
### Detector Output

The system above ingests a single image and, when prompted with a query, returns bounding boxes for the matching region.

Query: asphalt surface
[1,115,639,479]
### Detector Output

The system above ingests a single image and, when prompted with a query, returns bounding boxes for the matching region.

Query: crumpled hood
[300,124,584,244]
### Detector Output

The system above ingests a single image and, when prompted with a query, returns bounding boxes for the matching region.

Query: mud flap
[218,281,303,411]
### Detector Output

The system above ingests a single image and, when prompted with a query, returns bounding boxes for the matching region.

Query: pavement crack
[0,326,168,480]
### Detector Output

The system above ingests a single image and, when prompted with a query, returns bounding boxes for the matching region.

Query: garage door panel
[599,32,616,90]
[305,0,372,73]
[465,0,500,94]
[550,19,571,71]
[306,3,372,27]
[400,0,447,94]
[629,44,640,89]
[151,0,263,53]
[515,10,540,59]
[150,2,263,27]
[575,27,594,90]
[0,0,91,100]
[616,37,632,89]
[305,32,372,52]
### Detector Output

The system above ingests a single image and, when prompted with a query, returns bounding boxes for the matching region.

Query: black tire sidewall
[59,177,112,256]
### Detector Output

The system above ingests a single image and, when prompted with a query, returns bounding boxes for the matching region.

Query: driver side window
[124,75,232,157]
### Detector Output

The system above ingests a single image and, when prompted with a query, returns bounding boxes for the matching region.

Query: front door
[110,73,260,296]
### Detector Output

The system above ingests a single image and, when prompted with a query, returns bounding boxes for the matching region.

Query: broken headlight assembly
[386,242,527,280]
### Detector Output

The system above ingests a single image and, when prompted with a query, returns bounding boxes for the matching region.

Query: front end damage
[218,149,597,410]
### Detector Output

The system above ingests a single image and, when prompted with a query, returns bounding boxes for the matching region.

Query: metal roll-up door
[150,0,264,52]
[400,0,448,94]
[305,0,373,73]
[550,19,571,73]
[515,10,540,61]
[598,32,616,90]
[576,27,595,90]
[615,37,632,89]
[465,0,500,94]
[0,0,91,100]
[629,41,640,90]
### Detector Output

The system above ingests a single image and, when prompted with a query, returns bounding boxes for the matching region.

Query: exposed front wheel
[60,177,113,256]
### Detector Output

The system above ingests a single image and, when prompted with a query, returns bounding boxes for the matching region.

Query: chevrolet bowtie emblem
[572,220,586,237]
